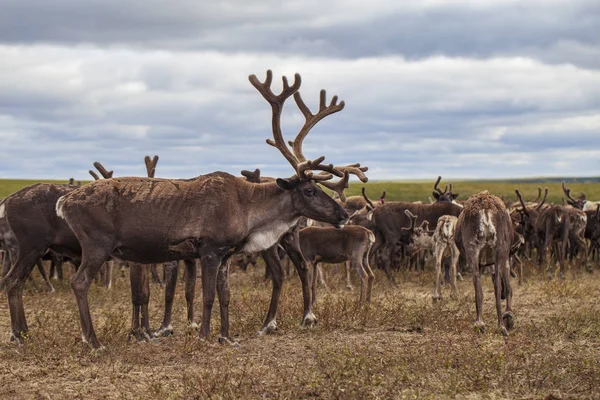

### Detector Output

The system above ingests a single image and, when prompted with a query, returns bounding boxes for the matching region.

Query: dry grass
[1,260,599,399]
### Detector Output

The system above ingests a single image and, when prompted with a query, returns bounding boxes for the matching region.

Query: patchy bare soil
[1,262,599,399]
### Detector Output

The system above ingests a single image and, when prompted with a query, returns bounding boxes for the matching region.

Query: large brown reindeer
[56,70,368,349]
[0,183,82,342]
[0,162,119,343]
[455,191,515,336]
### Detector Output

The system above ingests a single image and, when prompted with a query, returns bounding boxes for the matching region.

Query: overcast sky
[0,0,599,181]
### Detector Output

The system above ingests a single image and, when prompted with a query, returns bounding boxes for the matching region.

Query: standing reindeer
[455,191,515,335]
[432,215,460,301]
[299,225,375,306]
[56,70,368,349]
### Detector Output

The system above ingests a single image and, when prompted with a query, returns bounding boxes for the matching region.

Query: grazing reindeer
[455,191,515,335]
[56,70,368,349]
[299,225,375,305]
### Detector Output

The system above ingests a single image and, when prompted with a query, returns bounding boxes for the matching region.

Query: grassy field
[0,177,599,399]
[2,177,599,204]
[0,261,599,399]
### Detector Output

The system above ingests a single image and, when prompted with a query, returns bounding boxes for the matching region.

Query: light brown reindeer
[56,69,368,349]
[432,215,460,302]
[299,225,375,305]
[455,191,515,336]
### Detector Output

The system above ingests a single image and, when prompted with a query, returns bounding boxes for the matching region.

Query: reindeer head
[561,182,586,210]
[515,187,548,239]
[250,70,368,228]
[432,176,459,203]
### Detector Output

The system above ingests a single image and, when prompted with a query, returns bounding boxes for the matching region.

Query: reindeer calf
[433,216,460,301]
[299,225,375,306]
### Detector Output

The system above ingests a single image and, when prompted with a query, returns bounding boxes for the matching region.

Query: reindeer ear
[276,178,300,191]
[432,192,440,200]
[451,192,459,200]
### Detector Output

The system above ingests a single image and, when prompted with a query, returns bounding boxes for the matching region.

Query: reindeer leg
[216,258,237,346]
[259,245,284,335]
[311,262,318,307]
[316,264,328,291]
[469,249,485,333]
[363,247,375,304]
[199,253,220,341]
[345,260,354,291]
[433,245,444,302]
[502,258,514,332]
[184,259,198,330]
[150,263,163,286]
[493,250,509,336]
[36,259,55,293]
[71,246,110,350]
[104,260,113,289]
[280,231,317,329]
[5,249,39,343]
[129,263,151,341]
[450,243,459,299]
[154,261,178,337]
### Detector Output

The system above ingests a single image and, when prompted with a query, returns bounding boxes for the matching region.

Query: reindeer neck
[242,181,298,231]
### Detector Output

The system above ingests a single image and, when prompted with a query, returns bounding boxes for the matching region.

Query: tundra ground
[0,260,599,399]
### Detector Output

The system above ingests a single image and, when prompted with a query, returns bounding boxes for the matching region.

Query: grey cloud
[0,1,598,68]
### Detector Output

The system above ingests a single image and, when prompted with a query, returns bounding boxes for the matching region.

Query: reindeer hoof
[473,321,486,334]
[258,320,277,336]
[152,325,174,338]
[91,345,107,355]
[503,312,515,331]
[187,322,199,332]
[500,326,509,336]
[432,295,442,303]
[345,285,354,291]
[301,312,318,329]
[128,329,152,342]
[218,336,241,348]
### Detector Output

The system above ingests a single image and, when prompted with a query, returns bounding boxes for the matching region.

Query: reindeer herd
[0,70,599,351]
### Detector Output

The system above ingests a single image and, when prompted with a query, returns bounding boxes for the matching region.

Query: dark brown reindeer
[299,225,375,306]
[367,197,462,283]
[0,162,119,343]
[0,183,83,342]
[585,205,600,262]
[515,188,571,279]
[56,69,368,349]
[455,191,515,335]
[432,176,460,204]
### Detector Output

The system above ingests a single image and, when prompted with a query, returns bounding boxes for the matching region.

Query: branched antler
[434,176,448,195]
[144,155,159,178]
[250,69,368,199]
[89,162,113,180]
[319,171,350,202]
[536,188,548,211]
[514,190,529,215]
[402,210,418,231]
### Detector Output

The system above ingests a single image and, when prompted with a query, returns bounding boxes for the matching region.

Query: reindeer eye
[303,188,315,197]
